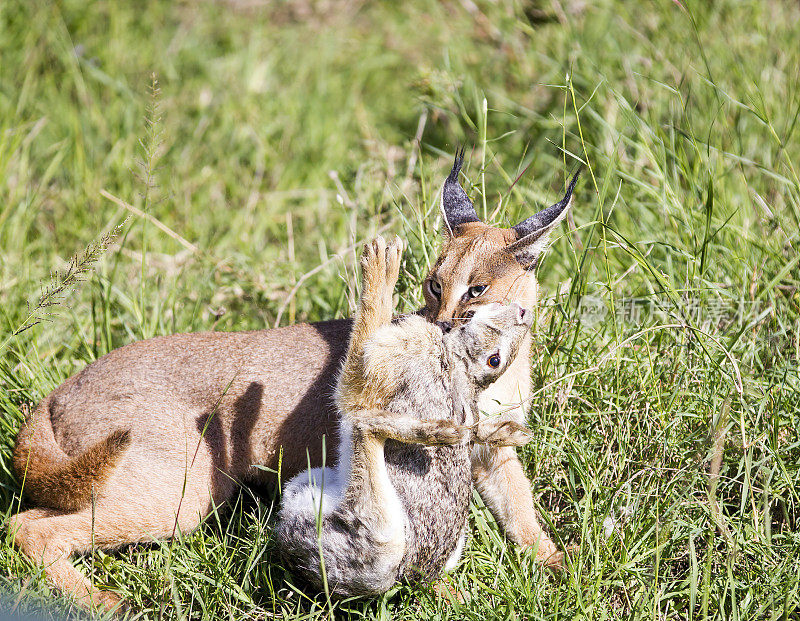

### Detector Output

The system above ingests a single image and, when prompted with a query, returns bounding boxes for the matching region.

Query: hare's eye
[428,279,442,298]
[487,353,501,368]
[468,285,487,298]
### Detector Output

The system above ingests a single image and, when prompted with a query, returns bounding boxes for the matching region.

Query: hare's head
[443,302,533,389]
[422,149,579,331]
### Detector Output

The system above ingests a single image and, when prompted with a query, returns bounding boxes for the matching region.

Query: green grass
[1,0,800,618]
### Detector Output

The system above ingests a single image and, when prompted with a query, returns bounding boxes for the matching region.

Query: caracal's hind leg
[9,436,234,612]
[340,235,403,386]
[9,486,224,613]
[9,508,124,613]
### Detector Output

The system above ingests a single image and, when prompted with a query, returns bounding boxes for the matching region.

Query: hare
[275,236,534,596]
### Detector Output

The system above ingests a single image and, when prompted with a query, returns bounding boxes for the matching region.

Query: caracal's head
[444,302,534,389]
[422,148,579,331]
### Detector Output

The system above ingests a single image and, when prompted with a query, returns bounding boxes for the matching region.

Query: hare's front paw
[384,236,403,289]
[361,235,403,299]
[472,419,534,447]
[421,420,471,446]
[361,235,387,293]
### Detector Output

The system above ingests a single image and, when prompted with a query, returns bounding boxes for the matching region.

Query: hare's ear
[440,147,480,237]
[505,169,580,270]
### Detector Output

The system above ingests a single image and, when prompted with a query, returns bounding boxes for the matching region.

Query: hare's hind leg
[334,418,407,593]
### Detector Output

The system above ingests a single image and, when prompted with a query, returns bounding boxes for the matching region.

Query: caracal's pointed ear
[505,168,581,269]
[440,146,480,237]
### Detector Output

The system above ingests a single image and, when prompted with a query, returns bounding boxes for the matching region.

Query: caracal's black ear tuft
[506,167,581,269]
[441,146,480,237]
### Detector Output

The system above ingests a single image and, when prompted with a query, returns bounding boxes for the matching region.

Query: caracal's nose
[436,320,454,333]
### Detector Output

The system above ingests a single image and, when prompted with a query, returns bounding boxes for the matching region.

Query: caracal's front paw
[544,543,578,571]
[431,578,470,604]
[526,536,566,571]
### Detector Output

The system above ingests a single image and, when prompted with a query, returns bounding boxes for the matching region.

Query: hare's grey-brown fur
[275,237,533,596]
[9,153,576,611]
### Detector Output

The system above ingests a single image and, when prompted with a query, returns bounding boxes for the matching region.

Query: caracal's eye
[429,279,442,298]
[468,285,487,298]
[487,353,501,368]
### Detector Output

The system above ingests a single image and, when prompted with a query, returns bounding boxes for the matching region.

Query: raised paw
[361,235,388,293]
[384,236,403,289]
[472,419,534,447]
[360,235,403,308]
